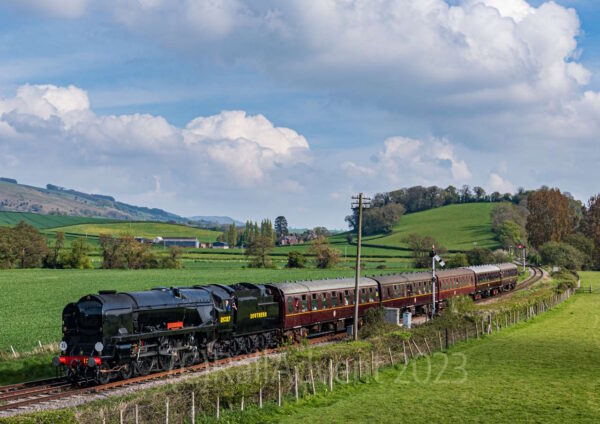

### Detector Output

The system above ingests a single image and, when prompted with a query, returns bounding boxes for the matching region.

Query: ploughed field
[241,272,600,423]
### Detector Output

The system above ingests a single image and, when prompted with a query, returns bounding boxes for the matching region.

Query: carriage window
[321,293,328,309]
[331,292,338,307]
[361,289,367,303]
[388,287,393,296]
[301,295,308,312]
[344,290,350,305]
[288,297,293,313]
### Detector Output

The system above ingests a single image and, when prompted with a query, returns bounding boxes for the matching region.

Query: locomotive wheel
[256,334,266,351]
[159,354,176,371]
[180,351,197,368]
[97,363,112,385]
[229,339,241,357]
[135,358,154,376]
[120,363,133,380]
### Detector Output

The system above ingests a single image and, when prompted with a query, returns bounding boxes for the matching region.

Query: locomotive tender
[55,263,517,383]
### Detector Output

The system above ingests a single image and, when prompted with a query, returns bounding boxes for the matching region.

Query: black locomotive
[55,283,279,384]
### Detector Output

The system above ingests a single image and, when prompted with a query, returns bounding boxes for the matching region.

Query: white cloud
[0,83,310,188]
[376,136,471,185]
[488,173,515,194]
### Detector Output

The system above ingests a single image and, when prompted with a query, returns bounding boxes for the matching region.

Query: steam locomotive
[54,263,517,384]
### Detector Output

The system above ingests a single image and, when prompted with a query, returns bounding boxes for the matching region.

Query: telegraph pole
[351,193,370,341]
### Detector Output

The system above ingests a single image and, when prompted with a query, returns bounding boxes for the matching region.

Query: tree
[274,216,289,239]
[466,247,495,265]
[12,221,48,268]
[563,233,594,269]
[460,185,472,203]
[582,195,600,268]
[162,246,183,269]
[498,221,522,249]
[539,242,586,270]
[44,231,65,268]
[309,236,340,268]
[226,224,237,247]
[446,253,469,268]
[526,187,571,248]
[99,234,126,269]
[246,235,274,268]
[313,226,330,237]
[473,186,486,202]
[405,234,445,268]
[345,203,404,235]
[0,227,16,269]
[63,238,93,269]
[286,251,306,268]
[490,191,502,202]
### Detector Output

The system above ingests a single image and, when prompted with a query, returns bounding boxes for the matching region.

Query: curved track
[0,333,345,414]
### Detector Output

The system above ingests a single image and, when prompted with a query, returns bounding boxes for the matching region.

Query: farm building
[161,237,200,248]
[279,235,302,246]
[212,241,229,249]
[200,242,213,248]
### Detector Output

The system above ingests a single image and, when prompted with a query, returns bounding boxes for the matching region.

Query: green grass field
[0,211,112,229]
[223,273,600,423]
[48,221,220,242]
[362,202,499,251]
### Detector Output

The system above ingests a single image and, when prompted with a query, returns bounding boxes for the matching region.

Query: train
[54,262,518,384]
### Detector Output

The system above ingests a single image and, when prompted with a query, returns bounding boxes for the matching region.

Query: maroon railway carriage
[435,268,476,303]
[266,277,379,338]
[373,272,432,314]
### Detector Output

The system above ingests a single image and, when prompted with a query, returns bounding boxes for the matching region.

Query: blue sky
[1,0,600,228]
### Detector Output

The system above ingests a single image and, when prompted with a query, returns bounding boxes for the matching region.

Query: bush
[551,269,579,290]
[308,236,340,269]
[446,253,468,268]
[539,241,586,270]
[466,247,495,265]
[286,251,306,268]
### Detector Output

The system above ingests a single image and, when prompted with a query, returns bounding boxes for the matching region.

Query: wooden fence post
[346,358,349,383]
[241,395,244,412]
[278,371,281,406]
[359,355,362,380]
[216,396,219,420]
[475,321,479,339]
[166,397,169,424]
[38,340,42,349]
[310,367,316,395]
[424,338,431,355]
[10,346,17,358]
[438,331,443,350]
[136,404,139,424]
[101,409,105,424]
[329,359,334,391]
[412,339,423,356]
[259,387,263,409]
[445,328,449,349]
[191,392,194,424]
[120,408,124,424]
[294,367,298,401]
[402,341,408,365]
[370,352,374,376]
[388,347,394,365]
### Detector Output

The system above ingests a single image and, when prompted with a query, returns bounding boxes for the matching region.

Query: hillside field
[362,202,499,251]
[216,273,600,423]
[49,221,220,242]
[0,211,112,229]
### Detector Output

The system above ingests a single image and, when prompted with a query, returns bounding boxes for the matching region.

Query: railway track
[0,333,345,414]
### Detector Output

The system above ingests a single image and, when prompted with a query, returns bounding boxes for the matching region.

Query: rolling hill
[0,179,242,226]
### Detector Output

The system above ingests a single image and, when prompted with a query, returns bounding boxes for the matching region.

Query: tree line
[0,221,183,270]
[0,222,92,269]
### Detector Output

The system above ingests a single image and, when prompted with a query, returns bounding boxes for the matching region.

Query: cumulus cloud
[0,84,310,188]
[5,0,88,18]
[488,173,515,194]
[375,136,471,185]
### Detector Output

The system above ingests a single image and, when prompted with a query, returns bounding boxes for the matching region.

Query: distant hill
[0,179,188,222]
